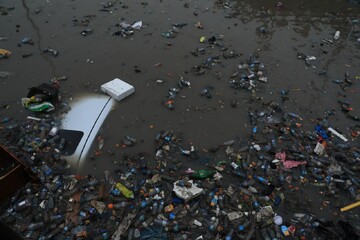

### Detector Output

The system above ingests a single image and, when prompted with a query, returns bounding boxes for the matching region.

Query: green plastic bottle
[190,170,216,179]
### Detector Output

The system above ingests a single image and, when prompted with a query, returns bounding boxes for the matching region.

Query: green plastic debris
[190,170,216,179]
[21,98,55,112]
[161,32,173,38]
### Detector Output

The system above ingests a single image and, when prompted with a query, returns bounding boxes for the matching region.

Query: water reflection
[214,0,360,38]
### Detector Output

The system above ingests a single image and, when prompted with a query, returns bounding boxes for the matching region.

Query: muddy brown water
[1,0,360,231]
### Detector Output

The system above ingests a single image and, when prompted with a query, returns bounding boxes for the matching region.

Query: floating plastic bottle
[225,228,234,240]
[210,195,218,207]
[153,218,168,227]
[115,182,134,198]
[238,220,251,231]
[113,202,129,209]
[14,199,32,212]
[253,174,269,185]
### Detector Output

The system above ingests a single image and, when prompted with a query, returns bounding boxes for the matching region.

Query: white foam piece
[101,78,135,101]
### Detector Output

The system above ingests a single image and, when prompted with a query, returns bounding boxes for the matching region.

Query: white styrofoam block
[101,78,135,101]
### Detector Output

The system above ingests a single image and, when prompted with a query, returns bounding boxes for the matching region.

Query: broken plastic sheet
[173,180,204,201]
[275,152,306,169]
[131,21,143,30]
[90,200,106,214]
[314,142,325,155]
[227,211,243,221]
[112,212,137,240]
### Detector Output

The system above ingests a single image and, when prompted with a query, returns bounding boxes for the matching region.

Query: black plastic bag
[27,83,59,102]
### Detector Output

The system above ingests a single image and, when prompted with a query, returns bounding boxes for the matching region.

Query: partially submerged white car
[61,78,134,167]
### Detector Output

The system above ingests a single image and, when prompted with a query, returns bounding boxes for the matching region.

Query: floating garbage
[173,180,204,201]
[21,83,59,112]
[1,2,360,239]
[0,48,11,58]
[0,71,13,78]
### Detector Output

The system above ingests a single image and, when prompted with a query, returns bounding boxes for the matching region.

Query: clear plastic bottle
[153,218,168,227]
[14,199,32,212]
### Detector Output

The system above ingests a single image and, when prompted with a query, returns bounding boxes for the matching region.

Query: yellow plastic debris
[115,182,134,198]
[0,48,11,57]
[200,36,206,43]
[340,200,360,212]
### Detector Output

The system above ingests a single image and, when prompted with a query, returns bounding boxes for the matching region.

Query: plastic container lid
[274,215,283,225]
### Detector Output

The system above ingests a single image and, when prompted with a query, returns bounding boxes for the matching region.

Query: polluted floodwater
[1,0,360,239]
[1,96,360,239]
